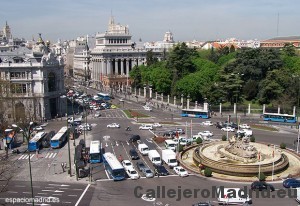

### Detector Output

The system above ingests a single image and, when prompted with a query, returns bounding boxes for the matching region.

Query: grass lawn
[123,109,149,118]
[251,124,278,132]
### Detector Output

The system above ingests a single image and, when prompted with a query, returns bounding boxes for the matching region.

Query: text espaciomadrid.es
[133,186,297,201]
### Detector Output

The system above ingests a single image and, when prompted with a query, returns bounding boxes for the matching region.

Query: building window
[10,72,26,79]
[11,83,27,93]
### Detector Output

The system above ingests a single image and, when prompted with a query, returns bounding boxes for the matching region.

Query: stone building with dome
[86,16,173,91]
[0,34,65,123]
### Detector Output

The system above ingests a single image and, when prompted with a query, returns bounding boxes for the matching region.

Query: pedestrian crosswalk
[17,152,58,160]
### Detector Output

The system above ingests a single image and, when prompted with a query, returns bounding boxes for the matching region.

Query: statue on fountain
[225,135,257,159]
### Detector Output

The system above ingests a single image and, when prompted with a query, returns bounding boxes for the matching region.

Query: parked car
[154,165,169,176]
[94,112,101,118]
[283,178,300,188]
[202,121,213,126]
[34,126,44,131]
[175,128,185,134]
[152,123,162,128]
[173,166,188,177]
[139,124,153,130]
[122,160,133,170]
[221,127,235,132]
[251,181,275,191]
[129,149,139,160]
[163,131,176,138]
[240,124,251,129]
[198,131,213,137]
[126,167,140,180]
[141,168,154,178]
[215,122,224,129]
[129,135,141,143]
[136,161,147,171]
[107,123,120,128]
[143,106,152,111]
[192,202,212,206]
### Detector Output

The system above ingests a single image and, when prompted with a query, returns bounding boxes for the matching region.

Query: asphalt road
[2,86,299,206]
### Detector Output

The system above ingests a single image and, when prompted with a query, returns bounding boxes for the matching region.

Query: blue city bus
[28,132,47,152]
[263,112,297,123]
[89,140,102,164]
[50,126,68,149]
[181,108,210,119]
[97,92,111,101]
[102,152,125,181]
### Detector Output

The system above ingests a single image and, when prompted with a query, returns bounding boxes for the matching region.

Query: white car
[107,123,120,128]
[198,131,213,137]
[126,168,140,180]
[34,126,44,131]
[139,124,153,130]
[173,166,189,177]
[202,121,213,126]
[94,112,101,117]
[40,123,48,127]
[239,124,251,129]
[237,129,253,136]
[122,160,133,170]
[221,127,235,132]
[143,106,152,111]
[152,123,162,128]
[119,98,124,102]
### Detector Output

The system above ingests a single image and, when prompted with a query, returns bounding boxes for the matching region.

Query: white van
[164,139,177,151]
[148,150,161,165]
[217,188,252,205]
[138,143,149,155]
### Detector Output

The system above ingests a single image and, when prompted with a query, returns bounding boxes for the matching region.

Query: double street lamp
[12,122,35,205]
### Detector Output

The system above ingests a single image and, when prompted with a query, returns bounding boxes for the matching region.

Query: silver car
[142,168,154,178]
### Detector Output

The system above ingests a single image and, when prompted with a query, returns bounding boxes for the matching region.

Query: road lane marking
[49,153,53,158]
[68,195,78,197]
[75,184,91,206]
[45,153,50,158]
[7,191,18,193]
[52,153,57,158]
[104,169,110,179]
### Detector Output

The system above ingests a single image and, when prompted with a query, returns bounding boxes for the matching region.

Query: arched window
[48,72,56,92]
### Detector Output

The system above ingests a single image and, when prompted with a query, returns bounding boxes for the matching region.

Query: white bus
[28,132,47,152]
[89,140,102,163]
[103,152,125,181]
[50,126,68,149]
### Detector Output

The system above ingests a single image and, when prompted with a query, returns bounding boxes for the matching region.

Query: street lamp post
[12,122,34,206]
[60,95,72,177]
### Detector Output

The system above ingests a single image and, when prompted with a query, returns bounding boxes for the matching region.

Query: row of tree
[130,43,300,110]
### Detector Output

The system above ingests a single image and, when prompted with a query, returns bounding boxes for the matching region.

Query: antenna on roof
[276,12,280,37]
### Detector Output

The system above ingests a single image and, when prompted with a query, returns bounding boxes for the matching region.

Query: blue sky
[1,0,300,42]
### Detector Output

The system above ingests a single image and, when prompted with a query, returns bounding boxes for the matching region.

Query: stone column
[263,104,265,113]
[135,87,137,96]
[174,96,176,106]
[155,92,158,100]
[187,96,190,109]
[248,104,251,115]
[195,101,198,109]
[138,88,141,96]
[107,59,111,75]
[121,59,124,75]
[144,87,146,98]
[167,95,170,104]
[115,59,118,75]
[278,105,280,114]
[149,88,152,98]
[181,95,184,108]
[234,103,237,114]
[161,93,164,103]
[219,103,222,114]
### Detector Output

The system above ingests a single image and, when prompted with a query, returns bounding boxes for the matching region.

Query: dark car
[154,165,169,176]
[283,178,300,188]
[129,149,139,160]
[251,181,275,191]
[215,122,224,129]
[129,135,141,143]
[192,201,212,206]
[136,161,147,171]
[163,131,176,138]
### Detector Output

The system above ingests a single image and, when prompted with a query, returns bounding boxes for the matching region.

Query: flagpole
[272,145,275,181]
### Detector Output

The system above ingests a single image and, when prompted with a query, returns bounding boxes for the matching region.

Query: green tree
[283,43,296,57]
[204,168,212,177]
[146,50,158,66]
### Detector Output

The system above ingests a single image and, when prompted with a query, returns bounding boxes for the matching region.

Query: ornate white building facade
[89,16,167,90]
[0,34,65,123]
